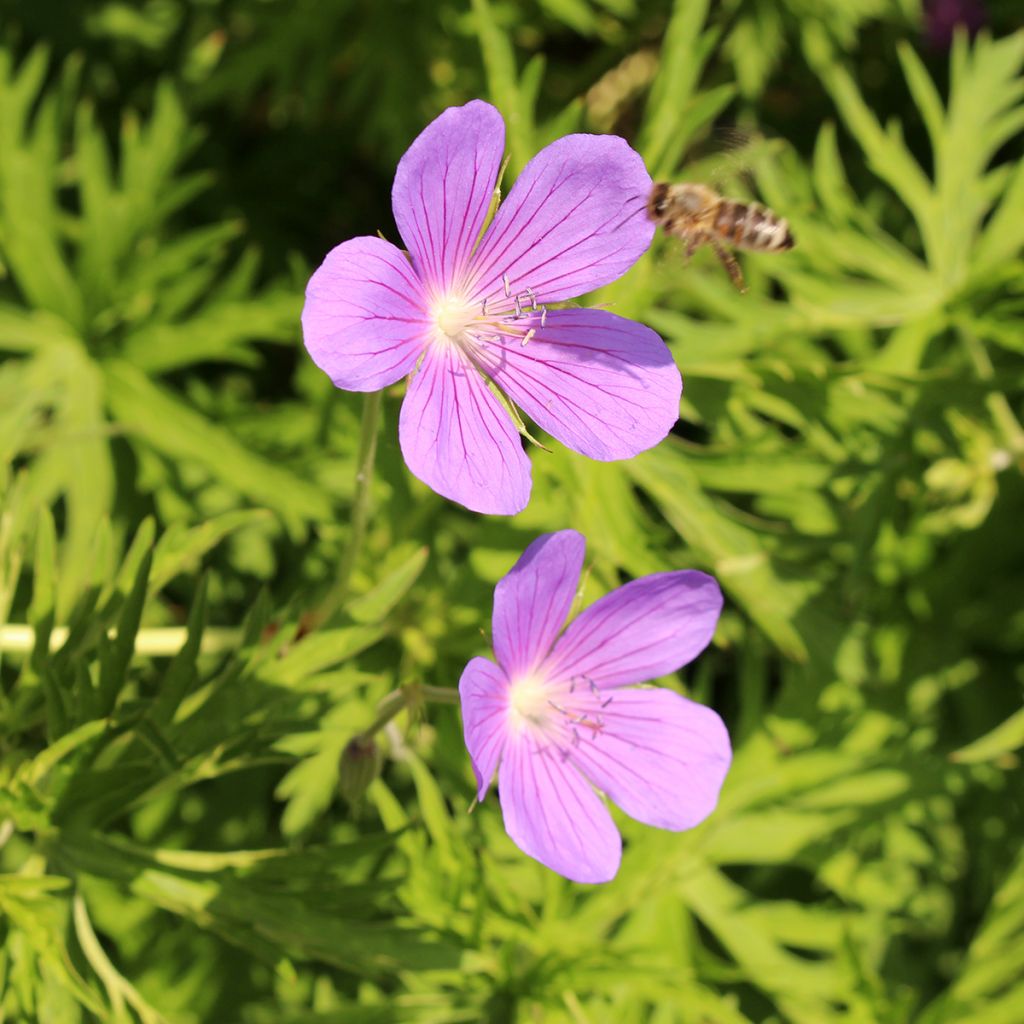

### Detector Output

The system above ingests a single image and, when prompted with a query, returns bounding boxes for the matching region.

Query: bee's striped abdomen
[721,201,794,253]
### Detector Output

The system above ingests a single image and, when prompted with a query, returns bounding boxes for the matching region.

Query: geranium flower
[459,530,731,883]
[302,101,680,515]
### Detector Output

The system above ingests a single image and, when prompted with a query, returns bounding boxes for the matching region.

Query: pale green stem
[358,687,410,740]
[316,389,384,625]
[358,684,460,741]
[0,624,241,656]
[421,684,460,704]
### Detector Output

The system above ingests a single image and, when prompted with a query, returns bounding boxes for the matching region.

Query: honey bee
[647,182,794,292]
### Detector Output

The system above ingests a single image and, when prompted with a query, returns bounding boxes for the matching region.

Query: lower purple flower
[459,530,731,883]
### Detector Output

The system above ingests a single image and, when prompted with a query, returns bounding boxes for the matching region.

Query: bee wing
[682,126,786,197]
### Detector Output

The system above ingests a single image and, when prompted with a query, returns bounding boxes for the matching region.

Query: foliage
[1,0,1022,1022]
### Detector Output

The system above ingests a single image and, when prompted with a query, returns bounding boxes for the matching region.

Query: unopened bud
[338,735,382,806]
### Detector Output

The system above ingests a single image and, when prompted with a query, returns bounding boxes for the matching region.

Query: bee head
[647,183,670,220]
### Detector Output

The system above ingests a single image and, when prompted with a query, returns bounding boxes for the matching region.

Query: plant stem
[421,684,460,704]
[0,625,242,656]
[316,389,384,625]
[357,684,460,741]
[358,687,410,740]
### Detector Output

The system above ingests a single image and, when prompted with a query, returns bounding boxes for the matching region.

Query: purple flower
[302,101,681,515]
[924,0,987,49]
[459,530,731,883]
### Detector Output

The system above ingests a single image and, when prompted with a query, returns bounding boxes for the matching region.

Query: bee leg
[682,233,703,263]
[710,238,747,293]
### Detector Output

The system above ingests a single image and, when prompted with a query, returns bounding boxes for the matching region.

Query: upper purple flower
[459,530,731,883]
[302,101,681,515]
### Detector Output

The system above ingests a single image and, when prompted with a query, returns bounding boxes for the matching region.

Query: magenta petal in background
[492,530,584,677]
[392,100,505,292]
[546,571,723,689]
[467,134,655,304]
[568,688,731,830]
[458,656,510,799]
[398,344,532,515]
[479,309,682,461]
[499,733,622,884]
[301,237,431,391]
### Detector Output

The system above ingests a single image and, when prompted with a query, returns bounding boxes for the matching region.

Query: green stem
[316,389,384,625]
[0,625,241,656]
[357,684,460,741]
[358,688,410,740]
[421,684,460,704]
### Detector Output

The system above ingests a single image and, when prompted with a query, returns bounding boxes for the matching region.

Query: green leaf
[103,360,332,534]
[347,545,429,624]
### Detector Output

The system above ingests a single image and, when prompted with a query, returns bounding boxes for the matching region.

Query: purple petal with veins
[392,100,505,294]
[477,309,681,460]
[459,656,511,799]
[465,133,654,306]
[492,530,585,678]
[302,237,432,391]
[545,571,723,689]
[398,342,531,515]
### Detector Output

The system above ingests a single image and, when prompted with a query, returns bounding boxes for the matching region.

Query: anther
[540,309,547,328]
[525,287,538,311]
[481,297,488,315]
[514,294,523,318]
[503,273,511,298]
[601,697,613,708]
[521,329,536,347]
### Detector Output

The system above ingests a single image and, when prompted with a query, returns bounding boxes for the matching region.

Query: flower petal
[392,100,505,294]
[467,133,654,305]
[498,733,621,883]
[568,688,731,831]
[545,571,723,689]
[398,343,531,514]
[492,530,585,678]
[302,236,430,391]
[479,309,681,460]
[459,656,511,800]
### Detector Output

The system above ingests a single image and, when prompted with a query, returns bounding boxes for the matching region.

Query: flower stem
[358,687,410,740]
[0,624,241,656]
[357,684,460,742]
[421,684,460,704]
[316,389,384,626]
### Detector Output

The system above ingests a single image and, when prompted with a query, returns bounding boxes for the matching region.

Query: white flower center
[432,295,478,343]
[507,675,551,731]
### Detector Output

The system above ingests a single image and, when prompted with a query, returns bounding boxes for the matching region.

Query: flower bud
[338,735,382,806]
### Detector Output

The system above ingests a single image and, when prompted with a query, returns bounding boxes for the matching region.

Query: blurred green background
[1,0,1023,1021]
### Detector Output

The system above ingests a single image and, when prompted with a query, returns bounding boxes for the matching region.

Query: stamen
[521,329,536,347]
[481,297,488,315]
[525,287,538,311]
[540,308,547,328]
[503,273,511,298]
[514,294,523,319]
